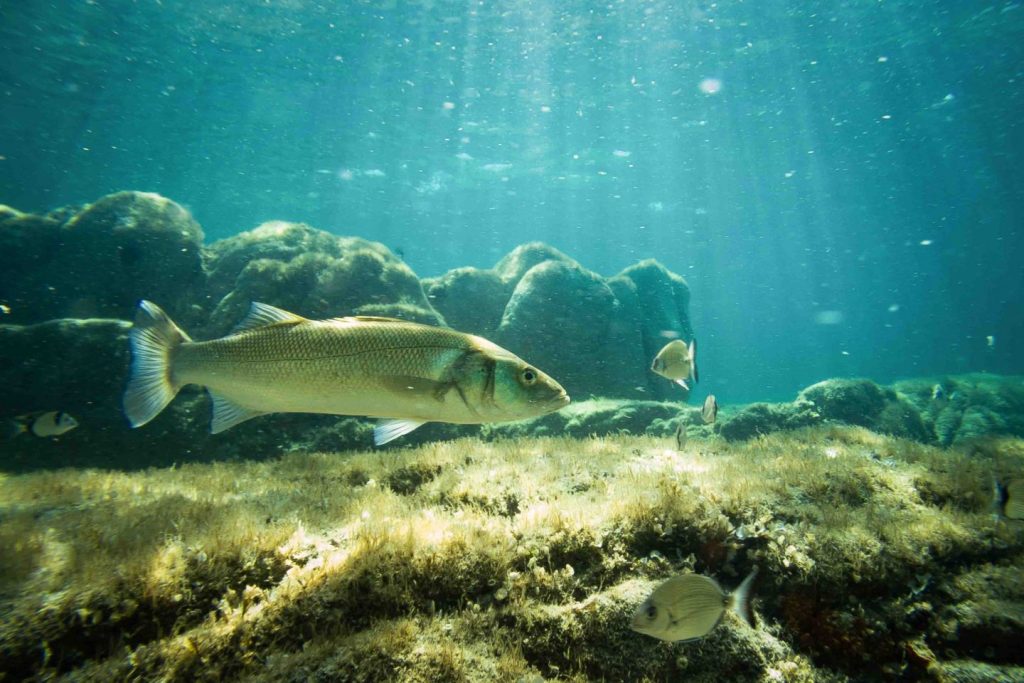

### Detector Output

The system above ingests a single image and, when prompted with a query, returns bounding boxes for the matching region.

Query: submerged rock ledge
[1,429,1022,681]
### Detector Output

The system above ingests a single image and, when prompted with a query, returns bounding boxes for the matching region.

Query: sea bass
[123,301,569,445]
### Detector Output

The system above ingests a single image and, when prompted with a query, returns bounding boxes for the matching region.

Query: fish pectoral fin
[231,302,307,334]
[374,418,427,446]
[674,379,690,390]
[209,392,267,434]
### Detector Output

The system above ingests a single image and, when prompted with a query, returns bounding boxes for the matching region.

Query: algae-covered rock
[422,267,509,339]
[2,429,1021,681]
[798,378,889,427]
[203,221,442,335]
[497,259,644,400]
[0,192,205,325]
[718,400,821,441]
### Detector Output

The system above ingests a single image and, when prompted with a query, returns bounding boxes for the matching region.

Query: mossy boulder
[0,192,205,326]
[497,259,644,400]
[617,259,693,390]
[202,221,442,335]
[719,400,822,441]
[422,267,508,339]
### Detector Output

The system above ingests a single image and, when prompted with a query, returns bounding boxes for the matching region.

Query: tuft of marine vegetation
[1,428,1023,681]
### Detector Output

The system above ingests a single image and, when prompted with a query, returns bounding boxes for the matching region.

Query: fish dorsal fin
[326,315,421,325]
[209,391,266,433]
[232,302,307,334]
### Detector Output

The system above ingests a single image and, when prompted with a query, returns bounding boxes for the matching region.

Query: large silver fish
[123,301,569,445]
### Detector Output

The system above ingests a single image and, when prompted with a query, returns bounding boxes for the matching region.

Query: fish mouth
[548,391,571,409]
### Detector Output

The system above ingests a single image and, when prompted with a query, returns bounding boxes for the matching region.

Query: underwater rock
[497,259,646,400]
[2,429,1022,681]
[718,400,822,441]
[0,191,205,326]
[422,266,509,340]
[894,375,1024,446]
[202,221,442,335]
[0,318,132,468]
[617,259,694,400]
[492,241,576,283]
[798,378,889,427]
[428,244,691,401]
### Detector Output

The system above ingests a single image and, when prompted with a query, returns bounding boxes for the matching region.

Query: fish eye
[645,603,657,619]
[520,367,537,385]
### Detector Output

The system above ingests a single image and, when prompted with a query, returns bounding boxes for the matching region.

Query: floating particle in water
[482,163,512,173]
[919,239,933,246]
[888,303,900,313]
[363,169,386,177]
[877,56,889,63]
[540,105,551,113]
[814,310,844,325]
[784,170,796,178]
[698,78,722,94]
[648,201,664,212]
[613,149,632,158]
[455,152,473,161]
[987,335,996,348]
[0,304,10,314]
[338,169,354,181]
[442,101,456,110]
[841,350,850,356]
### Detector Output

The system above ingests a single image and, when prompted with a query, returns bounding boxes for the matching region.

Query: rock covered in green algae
[425,243,693,402]
[718,400,822,441]
[202,221,442,336]
[895,374,1024,446]
[0,192,205,326]
[422,266,508,340]
[2,429,1021,682]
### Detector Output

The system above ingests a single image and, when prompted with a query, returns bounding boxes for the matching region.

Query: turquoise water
[1,1,1021,402]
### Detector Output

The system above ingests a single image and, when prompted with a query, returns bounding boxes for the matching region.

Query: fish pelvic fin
[374,418,427,446]
[674,378,690,390]
[209,392,266,434]
[730,566,759,628]
[123,300,191,428]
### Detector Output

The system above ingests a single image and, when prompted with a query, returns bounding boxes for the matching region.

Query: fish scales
[175,319,487,421]
[123,301,569,443]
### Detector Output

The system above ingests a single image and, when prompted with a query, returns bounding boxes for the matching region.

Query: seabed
[1,427,1022,681]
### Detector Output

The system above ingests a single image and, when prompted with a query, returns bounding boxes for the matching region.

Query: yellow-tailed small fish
[994,478,1024,521]
[701,394,718,425]
[124,301,569,445]
[631,567,758,643]
[7,411,78,438]
[651,339,698,390]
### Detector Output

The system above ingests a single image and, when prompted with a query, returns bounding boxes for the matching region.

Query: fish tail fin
[690,338,698,384]
[3,419,27,439]
[123,300,191,428]
[730,566,759,627]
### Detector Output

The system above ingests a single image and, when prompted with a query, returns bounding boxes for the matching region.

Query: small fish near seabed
[701,394,718,425]
[123,301,570,446]
[674,421,687,450]
[993,478,1024,521]
[6,411,78,438]
[651,338,698,390]
[631,567,758,643]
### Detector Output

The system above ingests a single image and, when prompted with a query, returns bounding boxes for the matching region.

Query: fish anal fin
[674,379,690,390]
[209,392,266,433]
[231,302,307,334]
[374,418,427,446]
